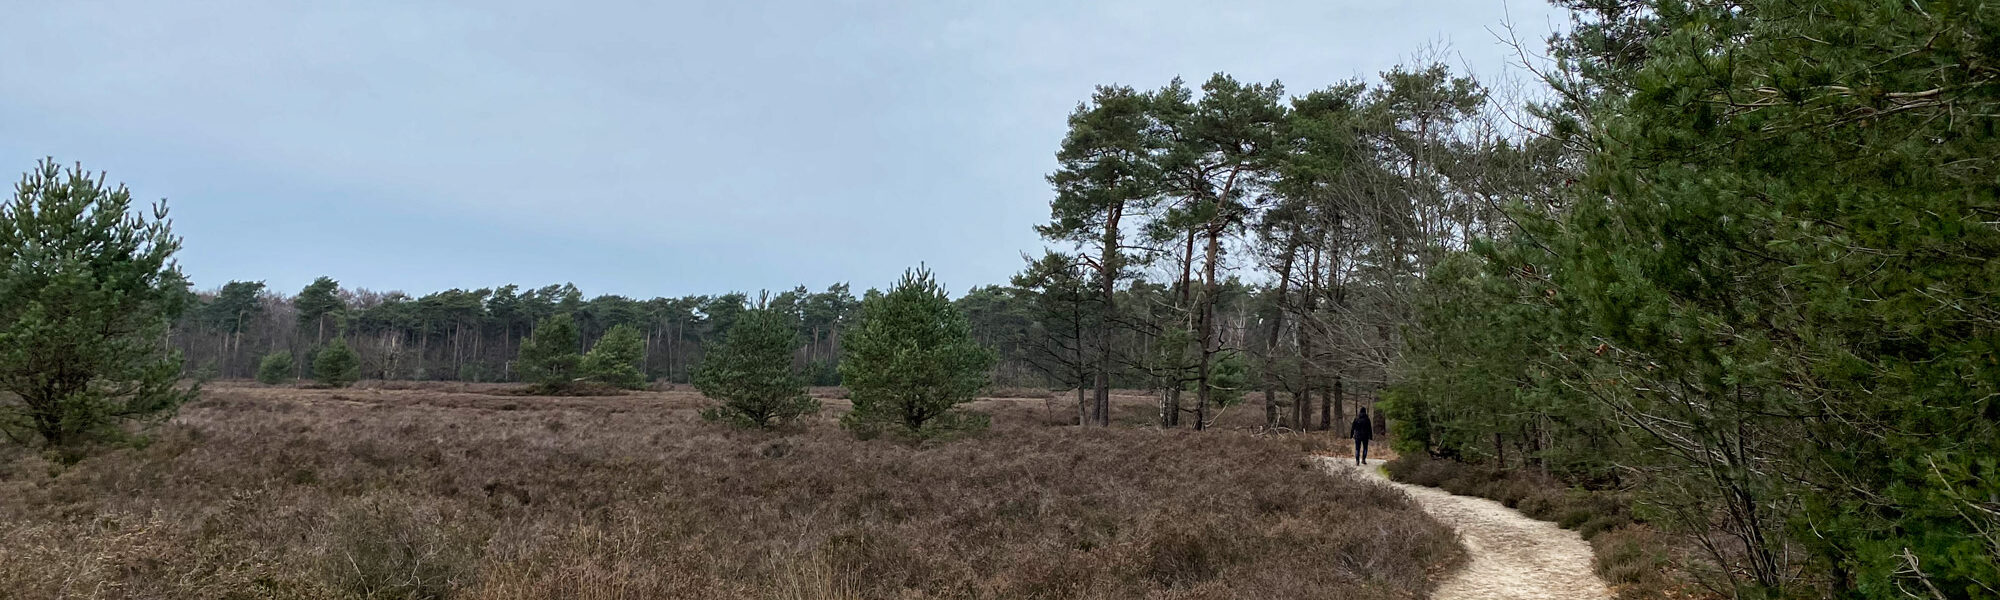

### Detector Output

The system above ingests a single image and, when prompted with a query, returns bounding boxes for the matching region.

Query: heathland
[0,382,1460,599]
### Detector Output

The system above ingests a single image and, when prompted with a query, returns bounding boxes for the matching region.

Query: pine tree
[695,307,817,428]
[1203,348,1248,408]
[1041,84,1157,426]
[295,276,343,345]
[1008,252,1095,425]
[517,313,582,393]
[202,280,266,375]
[1550,2,2000,592]
[1151,74,1287,430]
[313,338,360,388]
[0,159,198,450]
[256,351,294,385]
[1385,2,2000,594]
[582,324,646,389]
[839,267,995,440]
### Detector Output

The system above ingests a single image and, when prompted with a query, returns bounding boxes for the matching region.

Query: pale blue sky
[1,1,1561,298]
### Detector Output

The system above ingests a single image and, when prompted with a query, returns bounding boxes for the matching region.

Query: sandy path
[1320,457,1612,600]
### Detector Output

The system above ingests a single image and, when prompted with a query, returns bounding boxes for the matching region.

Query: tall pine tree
[1041,84,1157,426]
[295,276,343,345]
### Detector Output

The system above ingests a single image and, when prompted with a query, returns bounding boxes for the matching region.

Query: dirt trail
[1321,457,1611,600]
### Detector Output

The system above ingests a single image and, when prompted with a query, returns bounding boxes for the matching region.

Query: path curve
[1320,457,1612,600]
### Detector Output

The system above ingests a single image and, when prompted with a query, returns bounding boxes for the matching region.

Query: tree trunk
[1076,385,1088,427]
[1294,387,1311,430]
[1297,246,1323,430]
[1075,307,1090,427]
[1319,380,1332,431]
[1262,236,1298,429]
[1332,374,1346,436]
[1260,380,1275,427]
[1179,230,1196,307]
[1160,227,1197,430]
[1194,224,1222,431]
[1095,205,1123,427]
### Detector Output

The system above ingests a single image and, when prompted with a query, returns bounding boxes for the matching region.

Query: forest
[3,0,1996,599]
[173,278,863,386]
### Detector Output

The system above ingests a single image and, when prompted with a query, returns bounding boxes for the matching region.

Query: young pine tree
[256,351,294,385]
[517,314,582,393]
[0,160,198,450]
[839,267,995,440]
[1203,349,1248,408]
[695,307,817,429]
[582,324,646,390]
[314,338,360,388]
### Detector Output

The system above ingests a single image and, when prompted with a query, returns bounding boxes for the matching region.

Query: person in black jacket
[1350,408,1374,465]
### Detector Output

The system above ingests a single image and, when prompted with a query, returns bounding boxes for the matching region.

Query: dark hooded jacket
[1350,412,1373,442]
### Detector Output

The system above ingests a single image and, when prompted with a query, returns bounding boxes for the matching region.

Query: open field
[0,382,1458,600]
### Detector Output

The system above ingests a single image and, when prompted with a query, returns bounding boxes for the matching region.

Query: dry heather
[0,382,1461,600]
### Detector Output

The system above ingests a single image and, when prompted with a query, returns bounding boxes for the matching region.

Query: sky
[1,1,1563,299]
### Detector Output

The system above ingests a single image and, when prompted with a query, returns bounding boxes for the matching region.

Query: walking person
[1351,408,1373,465]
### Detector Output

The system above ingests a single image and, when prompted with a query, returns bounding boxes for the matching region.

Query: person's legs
[1355,438,1364,465]
[1359,440,1369,464]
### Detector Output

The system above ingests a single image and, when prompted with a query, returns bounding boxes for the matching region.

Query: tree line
[173,278,862,386]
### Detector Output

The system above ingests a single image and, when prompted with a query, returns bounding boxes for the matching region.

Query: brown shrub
[1384,455,1623,529]
[1590,525,1717,599]
[320,493,488,599]
[981,386,1054,400]
[0,382,1461,599]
